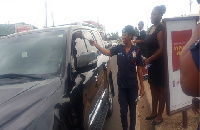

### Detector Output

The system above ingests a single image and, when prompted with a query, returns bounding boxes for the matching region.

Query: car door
[71,29,103,129]
[92,30,109,92]
[81,29,107,129]
[92,30,111,115]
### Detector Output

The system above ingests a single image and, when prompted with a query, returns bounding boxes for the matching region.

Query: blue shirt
[190,38,200,71]
[110,44,143,88]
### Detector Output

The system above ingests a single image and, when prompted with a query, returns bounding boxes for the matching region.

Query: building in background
[0,22,37,37]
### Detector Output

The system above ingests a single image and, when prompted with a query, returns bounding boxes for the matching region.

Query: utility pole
[189,0,193,14]
[45,0,47,28]
[51,10,54,27]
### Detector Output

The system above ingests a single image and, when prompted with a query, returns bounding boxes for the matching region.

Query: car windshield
[0,30,65,75]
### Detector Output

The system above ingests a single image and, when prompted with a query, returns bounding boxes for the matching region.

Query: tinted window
[92,31,104,47]
[72,30,98,68]
[82,30,98,53]
[74,38,88,56]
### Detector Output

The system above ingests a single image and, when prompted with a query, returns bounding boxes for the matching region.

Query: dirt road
[102,56,153,130]
[102,55,199,130]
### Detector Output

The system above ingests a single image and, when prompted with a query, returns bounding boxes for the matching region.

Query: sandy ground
[138,80,199,130]
[103,55,199,130]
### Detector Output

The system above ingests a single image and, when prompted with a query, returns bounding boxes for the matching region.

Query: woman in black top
[133,21,148,80]
[144,5,166,125]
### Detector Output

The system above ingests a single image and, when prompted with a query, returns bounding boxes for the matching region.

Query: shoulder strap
[148,25,154,33]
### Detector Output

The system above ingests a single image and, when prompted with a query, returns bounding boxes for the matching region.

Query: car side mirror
[75,51,97,72]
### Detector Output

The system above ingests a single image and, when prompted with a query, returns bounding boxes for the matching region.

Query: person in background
[133,21,148,80]
[180,24,199,97]
[180,21,200,130]
[89,25,145,130]
[144,5,166,125]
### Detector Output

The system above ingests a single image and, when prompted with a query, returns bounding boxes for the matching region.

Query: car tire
[107,80,113,117]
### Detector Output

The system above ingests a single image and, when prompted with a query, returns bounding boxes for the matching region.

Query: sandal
[145,115,157,120]
[151,118,163,125]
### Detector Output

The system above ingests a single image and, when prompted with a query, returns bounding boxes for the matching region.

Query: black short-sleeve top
[110,44,143,88]
[145,24,163,60]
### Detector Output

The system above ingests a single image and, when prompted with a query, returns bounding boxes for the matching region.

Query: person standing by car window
[144,5,166,125]
[133,21,148,80]
[89,25,145,130]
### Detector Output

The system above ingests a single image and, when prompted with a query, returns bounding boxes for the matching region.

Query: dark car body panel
[0,78,63,130]
[0,25,113,130]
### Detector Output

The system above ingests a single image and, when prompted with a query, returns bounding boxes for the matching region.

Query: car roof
[0,25,97,39]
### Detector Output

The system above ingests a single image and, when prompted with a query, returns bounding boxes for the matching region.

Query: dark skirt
[148,59,165,87]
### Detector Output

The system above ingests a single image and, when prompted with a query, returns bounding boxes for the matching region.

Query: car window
[74,38,88,56]
[92,31,104,47]
[82,30,98,53]
[72,31,88,57]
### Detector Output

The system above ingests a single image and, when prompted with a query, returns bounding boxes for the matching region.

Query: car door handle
[104,63,107,68]
[95,74,98,87]
[95,75,98,81]
[95,73,98,80]
[103,62,107,70]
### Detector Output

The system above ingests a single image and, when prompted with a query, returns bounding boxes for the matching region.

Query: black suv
[0,25,114,130]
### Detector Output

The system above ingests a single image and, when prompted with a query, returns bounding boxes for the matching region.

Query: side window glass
[82,31,98,53]
[72,31,87,56]
[93,31,104,48]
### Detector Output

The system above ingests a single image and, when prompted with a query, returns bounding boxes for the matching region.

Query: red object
[15,24,33,33]
[171,29,192,72]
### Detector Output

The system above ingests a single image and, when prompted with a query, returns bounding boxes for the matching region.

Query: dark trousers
[118,87,138,130]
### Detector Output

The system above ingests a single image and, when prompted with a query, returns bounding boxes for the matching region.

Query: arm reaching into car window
[89,39,112,56]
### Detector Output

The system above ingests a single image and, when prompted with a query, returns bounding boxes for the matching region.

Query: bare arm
[145,31,163,65]
[181,24,200,56]
[133,39,145,44]
[137,66,145,96]
[89,40,111,56]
